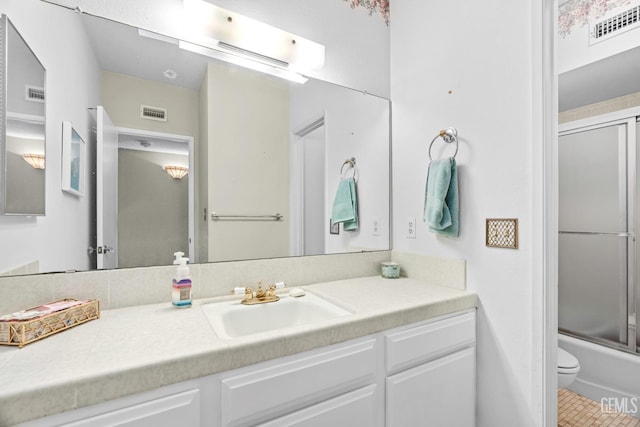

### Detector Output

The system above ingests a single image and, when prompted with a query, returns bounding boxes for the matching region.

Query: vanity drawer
[221,338,377,427]
[257,384,378,427]
[59,389,200,427]
[385,311,475,373]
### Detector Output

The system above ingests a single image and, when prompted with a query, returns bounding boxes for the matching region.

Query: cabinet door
[257,385,378,427]
[61,389,200,427]
[386,347,475,427]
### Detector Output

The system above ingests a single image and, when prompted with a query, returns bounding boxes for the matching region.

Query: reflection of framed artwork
[61,121,85,197]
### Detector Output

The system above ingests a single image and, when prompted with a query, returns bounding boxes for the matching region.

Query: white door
[95,106,118,269]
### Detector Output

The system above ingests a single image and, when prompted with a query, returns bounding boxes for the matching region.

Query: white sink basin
[201,292,352,339]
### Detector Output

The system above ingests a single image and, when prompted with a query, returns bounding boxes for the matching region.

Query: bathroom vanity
[0,277,476,427]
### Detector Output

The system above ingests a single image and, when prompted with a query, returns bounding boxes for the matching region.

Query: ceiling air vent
[140,105,167,122]
[590,3,640,44]
[25,85,44,103]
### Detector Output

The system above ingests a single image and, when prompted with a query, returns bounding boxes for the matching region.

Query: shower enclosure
[558,114,639,354]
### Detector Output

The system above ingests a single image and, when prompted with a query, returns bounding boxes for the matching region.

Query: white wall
[0,0,100,274]
[390,1,546,426]
[101,71,200,137]
[204,61,290,262]
[289,80,390,254]
[559,1,640,73]
[44,0,390,98]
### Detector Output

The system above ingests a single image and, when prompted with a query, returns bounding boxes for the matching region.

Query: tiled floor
[558,389,640,426]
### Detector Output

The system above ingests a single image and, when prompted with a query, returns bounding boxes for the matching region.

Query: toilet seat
[558,348,580,374]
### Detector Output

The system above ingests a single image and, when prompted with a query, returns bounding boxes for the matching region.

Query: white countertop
[0,276,477,426]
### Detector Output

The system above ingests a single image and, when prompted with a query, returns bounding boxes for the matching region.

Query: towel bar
[211,213,283,221]
[428,128,459,160]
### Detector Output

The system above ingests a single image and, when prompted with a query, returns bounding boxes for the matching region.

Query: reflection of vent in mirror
[140,105,167,121]
[590,4,640,44]
[25,85,44,102]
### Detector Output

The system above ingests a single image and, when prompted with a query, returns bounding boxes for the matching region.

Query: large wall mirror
[0,0,390,277]
[0,14,46,216]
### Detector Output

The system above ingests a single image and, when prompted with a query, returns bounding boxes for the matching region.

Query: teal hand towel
[423,158,459,237]
[332,178,359,231]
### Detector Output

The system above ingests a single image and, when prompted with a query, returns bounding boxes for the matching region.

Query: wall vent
[140,105,167,122]
[25,85,45,103]
[590,4,640,44]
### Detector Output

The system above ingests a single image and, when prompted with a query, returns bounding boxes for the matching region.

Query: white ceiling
[81,14,204,155]
[117,131,190,155]
[81,14,209,91]
[559,44,640,112]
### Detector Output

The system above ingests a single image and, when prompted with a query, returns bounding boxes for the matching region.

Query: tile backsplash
[0,250,467,314]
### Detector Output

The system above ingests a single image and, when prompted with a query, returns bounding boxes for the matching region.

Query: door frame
[290,116,325,257]
[115,126,196,262]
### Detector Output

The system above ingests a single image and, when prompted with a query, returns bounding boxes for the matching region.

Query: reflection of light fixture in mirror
[181,0,324,83]
[22,153,45,169]
[163,165,188,179]
[178,41,308,84]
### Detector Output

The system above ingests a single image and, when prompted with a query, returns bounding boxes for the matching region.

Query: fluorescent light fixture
[137,29,179,45]
[22,153,45,169]
[163,165,188,179]
[182,0,323,81]
[178,40,308,84]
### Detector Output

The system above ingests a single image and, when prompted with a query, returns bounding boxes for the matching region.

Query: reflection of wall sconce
[22,153,45,169]
[163,165,189,179]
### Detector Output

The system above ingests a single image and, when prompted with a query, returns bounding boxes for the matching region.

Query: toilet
[558,347,580,388]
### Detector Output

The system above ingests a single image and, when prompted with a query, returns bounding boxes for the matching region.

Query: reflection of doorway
[292,117,326,256]
[116,127,194,267]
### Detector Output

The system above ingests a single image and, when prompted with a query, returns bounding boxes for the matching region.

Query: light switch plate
[407,217,416,239]
[486,218,518,249]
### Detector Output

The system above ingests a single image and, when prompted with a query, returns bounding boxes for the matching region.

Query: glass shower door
[558,122,631,347]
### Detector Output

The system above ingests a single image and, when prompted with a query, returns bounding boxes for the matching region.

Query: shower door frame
[559,110,638,355]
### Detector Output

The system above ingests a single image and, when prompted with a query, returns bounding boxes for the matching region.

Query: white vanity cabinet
[21,310,475,427]
[217,338,379,427]
[214,310,475,427]
[384,311,476,426]
[18,383,208,427]
[59,389,202,427]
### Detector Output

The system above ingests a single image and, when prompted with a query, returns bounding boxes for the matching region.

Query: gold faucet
[241,283,280,305]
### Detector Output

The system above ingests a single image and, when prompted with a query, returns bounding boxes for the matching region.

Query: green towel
[423,158,459,237]
[331,178,359,231]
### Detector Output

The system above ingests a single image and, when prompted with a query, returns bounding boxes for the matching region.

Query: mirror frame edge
[0,14,47,217]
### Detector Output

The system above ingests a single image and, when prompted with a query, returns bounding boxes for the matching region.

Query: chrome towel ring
[341,157,356,175]
[340,157,358,181]
[428,128,458,160]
